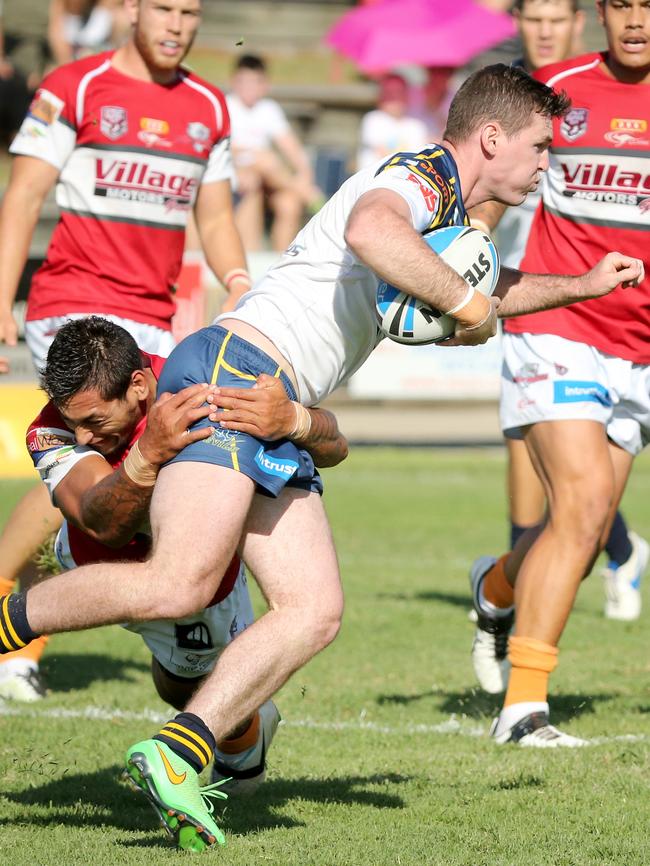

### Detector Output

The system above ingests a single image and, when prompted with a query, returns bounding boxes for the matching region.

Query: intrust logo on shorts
[254,447,298,479]
[553,380,612,407]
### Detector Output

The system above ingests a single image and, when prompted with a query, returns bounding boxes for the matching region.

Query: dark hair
[42,316,143,407]
[444,63,570,143]
[512,0,580,12]
[234,54,267,73]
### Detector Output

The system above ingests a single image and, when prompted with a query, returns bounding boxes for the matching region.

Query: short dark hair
[444,63,570,143]
[42,317,143,408]
[512,0,580,12]
[234,54,267,74]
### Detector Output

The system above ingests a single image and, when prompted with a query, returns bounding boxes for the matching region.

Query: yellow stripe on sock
[2,596,26,649]
[210,331,233,385]
[165,722,212,762]
[0,617,16,651]
[159,729,210,768]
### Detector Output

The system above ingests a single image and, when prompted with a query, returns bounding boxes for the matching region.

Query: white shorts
[54,520,254,679]
[500,331,650,456]
[25,314,176,372]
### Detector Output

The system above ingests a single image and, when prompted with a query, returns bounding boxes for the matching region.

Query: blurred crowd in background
[0,0,585,254]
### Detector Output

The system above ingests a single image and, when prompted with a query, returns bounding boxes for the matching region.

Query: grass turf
[1,448,649,865]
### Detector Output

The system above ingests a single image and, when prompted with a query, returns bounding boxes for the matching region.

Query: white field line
[0,701,647,745]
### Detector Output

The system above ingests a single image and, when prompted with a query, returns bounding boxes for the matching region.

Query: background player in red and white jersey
[26,315,348,793]
[469,0,650,747]
[0,0,252,699]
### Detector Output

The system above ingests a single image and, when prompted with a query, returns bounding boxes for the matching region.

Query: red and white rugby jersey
[506,53,650,363]
[11,52,233,330]
[25,350,240,603]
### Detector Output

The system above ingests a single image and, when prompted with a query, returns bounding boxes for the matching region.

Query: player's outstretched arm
[494,253,644,317]
[0,156,59,354]
[207,374,349,468]
[54,384,216,547]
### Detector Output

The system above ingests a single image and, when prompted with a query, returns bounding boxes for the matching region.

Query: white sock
[0,658,38,679]
[494,701,549,737]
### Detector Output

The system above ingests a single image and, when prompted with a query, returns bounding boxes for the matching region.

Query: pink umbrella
[326,0,517,73]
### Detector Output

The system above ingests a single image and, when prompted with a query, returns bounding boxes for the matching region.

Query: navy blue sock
[0,593,39,653]
[604,511,632,566]
[154,712,216,774]
[510,521,542,550]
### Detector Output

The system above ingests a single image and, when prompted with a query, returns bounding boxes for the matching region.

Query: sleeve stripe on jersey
[545,56,600,89]
[76,59,112,129]
[86,141,207,165]
[59,206,186,231]
[180,74,224,132]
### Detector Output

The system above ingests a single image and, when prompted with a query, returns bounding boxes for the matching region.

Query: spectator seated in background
[0,0,50,146]
[226,53,323,252]
[48,0,128,66]
[356,73,429,171]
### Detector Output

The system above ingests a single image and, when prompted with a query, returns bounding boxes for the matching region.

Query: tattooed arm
[53,384,216,547]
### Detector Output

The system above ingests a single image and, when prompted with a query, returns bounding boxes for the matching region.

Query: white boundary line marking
[0,702,646,745]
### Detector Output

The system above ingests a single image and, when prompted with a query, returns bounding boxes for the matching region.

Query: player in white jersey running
[0,64,642,850]
[0,0,251,700]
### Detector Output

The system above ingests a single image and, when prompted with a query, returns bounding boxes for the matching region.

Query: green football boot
[123,739,227,852]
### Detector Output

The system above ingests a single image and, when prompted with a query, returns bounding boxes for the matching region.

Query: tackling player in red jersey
[469,0,650,746]
[0,0,252,699]
[24,315,348,795]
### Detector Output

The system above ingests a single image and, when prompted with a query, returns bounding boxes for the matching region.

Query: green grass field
[1,448,649,866]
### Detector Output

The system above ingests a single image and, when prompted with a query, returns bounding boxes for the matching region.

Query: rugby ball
[375,225,500,345]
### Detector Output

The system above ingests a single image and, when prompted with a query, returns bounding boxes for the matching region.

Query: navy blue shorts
[157,326,323,498]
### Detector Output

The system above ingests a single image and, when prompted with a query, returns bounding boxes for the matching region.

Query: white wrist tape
[290,402,312,441]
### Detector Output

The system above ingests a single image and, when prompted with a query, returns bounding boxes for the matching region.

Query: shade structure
[326,0,517,73]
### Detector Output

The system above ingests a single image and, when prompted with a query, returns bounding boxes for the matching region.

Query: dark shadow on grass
[40,652,149,691]
[376,589,472,611]
[436,689,617,723]
[377,687,618,724]
[5,765,410,845]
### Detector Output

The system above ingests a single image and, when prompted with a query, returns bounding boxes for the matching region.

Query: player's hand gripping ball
[376,225,500,344]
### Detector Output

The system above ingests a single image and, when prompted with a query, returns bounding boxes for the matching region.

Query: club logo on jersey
[204,428,240,452]
[27,89,64,126]
[100,105,128,140]
[186,121,210,153]
[560,108,588,142]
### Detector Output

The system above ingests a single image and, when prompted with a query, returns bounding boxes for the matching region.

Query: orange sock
[0,634,49,667]
[504,635,559,707]
[217,712,260,754]
[483,554,514,609]
[0,577,16,596]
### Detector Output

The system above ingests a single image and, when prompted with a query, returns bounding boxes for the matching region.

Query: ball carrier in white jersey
[0,65,643,850]
[0,0,252,701]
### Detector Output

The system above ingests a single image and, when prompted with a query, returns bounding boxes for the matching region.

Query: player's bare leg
[17,464,254,633]
[185,485,343,737]
[506,437,545,547]
[492,420,616,746]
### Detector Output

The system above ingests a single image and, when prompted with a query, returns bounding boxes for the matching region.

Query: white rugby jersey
[219,145,468,404]
[11,51,233,330]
